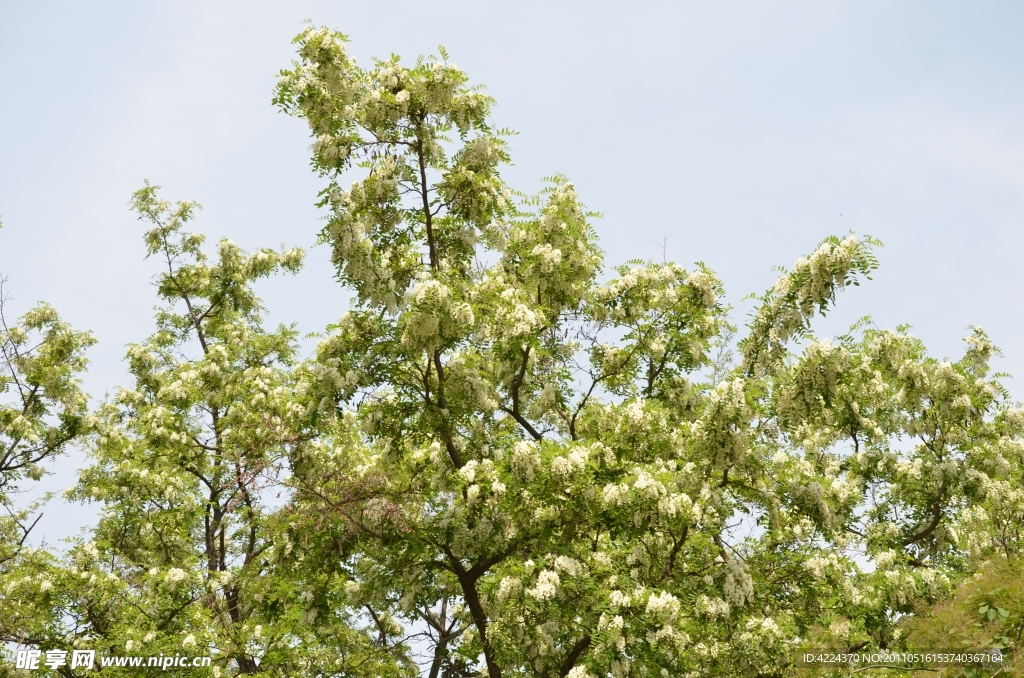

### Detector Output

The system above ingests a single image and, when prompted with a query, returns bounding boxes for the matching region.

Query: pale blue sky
[2,1,1024,543]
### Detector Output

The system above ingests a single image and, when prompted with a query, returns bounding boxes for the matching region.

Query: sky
[2,0,1024,544]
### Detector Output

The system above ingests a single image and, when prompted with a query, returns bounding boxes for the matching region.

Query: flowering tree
[0,285,94,554]
[2,25,1022,678]
[0,275,94,655]
[273,26,1024,678]
[2,186,413,677]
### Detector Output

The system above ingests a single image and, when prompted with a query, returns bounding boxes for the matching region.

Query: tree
[8,186,412,676]
[2,24,1021,678]
[273,26,1024,678]
[0,274,94,659]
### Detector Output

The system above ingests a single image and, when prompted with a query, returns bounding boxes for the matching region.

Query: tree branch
[559,636,591,677]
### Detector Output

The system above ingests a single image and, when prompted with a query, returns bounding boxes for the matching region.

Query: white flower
[609,590,631,608]
[554,556,583,578]
[804,556,830,578]
[459,460,478,482]
[165,568,188,587]
[657,492,692,518]
[602,483,629,506]
[363,497,390,525]
[501,303,539,339]
[611,658,631,677]
[686,270,717,304]
[511,441,540,480]
[646,591,681,621]
[497,576,522,601]
[723,559,754,607]
[624,400,646,425]
[532,244,563,273]
[633,470,664,498]
[551,447,589,479]
[697,595,730,618]
[829,618,851,638]
[526,570,560,601]
[874,549,898,570]
[182,634,197,647]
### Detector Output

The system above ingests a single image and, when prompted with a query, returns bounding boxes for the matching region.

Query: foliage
[0,24,1021,678]
[271,26,1024,678]
[0,284,94,528]
[0,188,411,676]
[900,557,1024,677]
[0,278,94,656]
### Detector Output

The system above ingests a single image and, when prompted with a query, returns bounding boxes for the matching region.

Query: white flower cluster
[873,549,899,570]
[553,556,583,577]
[624,400,647,426]
[526,569,561,601]
[445,353,499,411]
[723,559,755,607]
[164,568,188,588]
[686,270,717,306]
[497,575,522,602]
[697,595,731,618]
[608,589,633,612]
[602,483,630,507]
[829,618,851,638]
[795,236,862,306]
[735,616,784,651]
[511,441,541,481]
[707,377,748,413]
[633,470,666,499]
[645,590,681,623]
[401,278,474,351]
[551,447,589,479]
[803,553,844,579]
[657,492,693,519]
[474,272,543,344]
[592,261,718,325]
[744,235,875,375]
[883,569,918,605]
[362,497,392,526]
[321,170,420,311]
[531,243,562,273]
[501,179,601,310]
[610,658,632,678]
